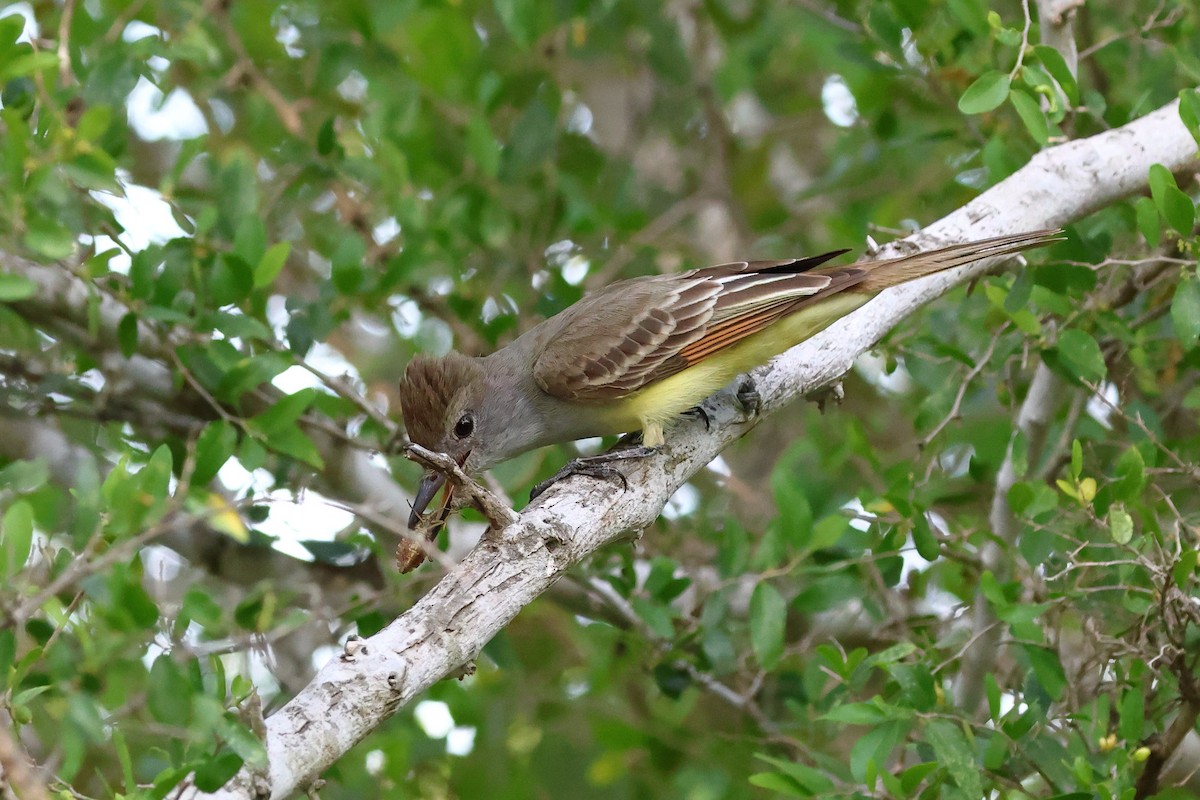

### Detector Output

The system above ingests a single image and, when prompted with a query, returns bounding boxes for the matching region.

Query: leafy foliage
[0,0,1198,798]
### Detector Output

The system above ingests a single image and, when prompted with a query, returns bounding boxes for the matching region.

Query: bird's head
[399,352,508,526]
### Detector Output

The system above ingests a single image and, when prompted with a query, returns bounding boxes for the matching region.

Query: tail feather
[850,229,1063,293]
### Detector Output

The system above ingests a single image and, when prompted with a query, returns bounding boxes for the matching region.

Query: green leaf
[147,655,193,724]
[1010,90,1048,144]
[64,150,121,191]
[1173,549,1197,589]
[821,702,888,725]
[75,104,113,141]
[1148,163,1195,237]
[911,515,940,560]
[1171,276,1200,349]
[1025,645,1067,700]
[209,254,254,306]
[850,721,906,782]
[749,583,787,669]
[0,629,14,692]
[754,755,835,795]
[959,71,1011,114]
[1135,196,1161,247]
[0,50,59,81]
[253,242,290,289]
[925,720,982,798]
[1033,44,1079,104]
[117,312,138,358]
[218,714,267,766]
[331,236,366,295]
[1114,446,1146,501]
[246,389,324,468]
[1052,328,1106,384]
[748,772,808,796]
[24,216,75,260]
[1119,689,1145,744]
[1070,439,1083,479]
[1179,88,1200,148]
[467,116,501,177]
[194,421,237,485]
[0,273,36,301]
[193,752,244,792]
[1,500,33,579]
[1108,503,1133,545]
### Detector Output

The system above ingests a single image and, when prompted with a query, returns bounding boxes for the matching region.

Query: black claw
[682,404,711,430]
[528,445,660,501]
[736,377,762,417]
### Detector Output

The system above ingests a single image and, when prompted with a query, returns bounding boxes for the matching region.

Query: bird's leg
[680,404,711,430]
[807,380,844,414]
[529,436,660,500]
[736,377,762,418]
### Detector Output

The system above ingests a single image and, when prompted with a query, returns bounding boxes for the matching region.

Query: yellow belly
[617,294,869,440]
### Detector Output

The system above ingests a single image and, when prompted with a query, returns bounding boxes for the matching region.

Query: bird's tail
[855,229,1063,292]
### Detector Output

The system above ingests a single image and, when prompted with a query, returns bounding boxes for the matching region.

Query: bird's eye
[454,413,474,439]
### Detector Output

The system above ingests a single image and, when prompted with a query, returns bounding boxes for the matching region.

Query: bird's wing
[532,253,861,402]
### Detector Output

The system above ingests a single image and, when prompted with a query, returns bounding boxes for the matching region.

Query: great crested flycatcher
[400,229,1060,528]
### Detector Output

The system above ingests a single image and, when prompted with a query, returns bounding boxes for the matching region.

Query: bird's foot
[736,377,762,418]
[808,381,844,414]
[530,445,659,501]
[681,404,711,430]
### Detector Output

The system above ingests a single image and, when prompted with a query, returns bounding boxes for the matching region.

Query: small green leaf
[1010,90,1048,144]
[985,673,1002,721]
[1174,550,1197,589]
[24,216,75,260]
[748,773,808,797]
[147,655,193,724]
[0,273,36,301]
[1171,276,1200,349]
[194,421,237,485]
[749,583,787,669]
[1119,689,1145,744]
[959,70,1012,114]
[331,236,366,295]
[0,51,59,81]
[1070,439,1083,479]
[64,150,121,191]
[925,720,982,798]
[911,515,940,561]
[208,254,254,306]
[75,104,113,141]
[0,500,33,579]
[253,241,290,289]
[1033,45,1079,103]
[821,702,888,725]
[1135,196,1161,247]
[1148,163,1195,237]
[1025,645,1067,700]
[1052,329,1106,384]
[193,752,244,792]
[117,312,138,358]
[1179,88,1200,148]
[1115,446,1146,501]
[1108,504,1133,545]
[467,116,501,177]
[754,755,836,795]
[218,714,267,766]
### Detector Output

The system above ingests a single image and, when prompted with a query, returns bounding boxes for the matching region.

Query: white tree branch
[177,95,1198,800]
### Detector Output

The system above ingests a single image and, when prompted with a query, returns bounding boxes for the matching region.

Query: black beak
[409,470,447,529]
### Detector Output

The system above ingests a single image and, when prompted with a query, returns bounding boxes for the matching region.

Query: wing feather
[532,255,856,402]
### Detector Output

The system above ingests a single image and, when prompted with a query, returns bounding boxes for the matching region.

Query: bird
[399,229,1061,535]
